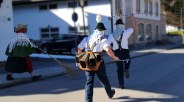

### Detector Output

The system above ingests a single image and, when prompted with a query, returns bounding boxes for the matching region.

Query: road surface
[0,47,184,102]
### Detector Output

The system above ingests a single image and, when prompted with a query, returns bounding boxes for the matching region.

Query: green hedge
[168,30,184,35]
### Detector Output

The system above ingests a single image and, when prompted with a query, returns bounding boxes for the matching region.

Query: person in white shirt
[108,17,134,89]
[78,15,119,102]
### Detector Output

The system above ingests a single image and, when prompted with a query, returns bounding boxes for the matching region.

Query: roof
[13,0,66,5]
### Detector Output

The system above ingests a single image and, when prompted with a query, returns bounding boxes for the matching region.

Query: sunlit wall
[13,0,112,40]
[0,0,14,61]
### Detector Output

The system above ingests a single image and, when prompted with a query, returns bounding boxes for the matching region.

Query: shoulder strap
[87,36,104,51]
[112,31,124,49]
[118,30,123,43]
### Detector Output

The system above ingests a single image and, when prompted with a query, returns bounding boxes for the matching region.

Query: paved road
[0,47,184,102]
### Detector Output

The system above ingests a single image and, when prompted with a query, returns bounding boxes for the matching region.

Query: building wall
[13,0,166,47]
[124,0,165,46]
[160,13,166,35]
[13,0,112,40]
[131,0,160,20]
[128,17,162,44]
[0,0,14,61]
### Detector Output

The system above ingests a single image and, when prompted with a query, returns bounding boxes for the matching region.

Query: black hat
[95,15,106,31]
[115,19,124,25]
[95,23,106,31]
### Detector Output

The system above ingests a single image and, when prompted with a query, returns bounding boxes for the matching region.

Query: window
[138,23,145,41]
[126,7,133,15]
[136,0,141,13]
[78,26,89,35]
[39,5,47,10]
[79,26,88,31]
[155,2,159,16]
[115,0,123,16]
[39,4,58,10]
[156,26,159,40]
[40,28,49,38]
[146,24,152,41]
[68,1,77,8]
[144,0,148,14]
[68,1,88,8]
[49,4,57,9]
[69,26,77,32]
[40,27,59,39]
[69,26,89,35]
[149,1,153,15]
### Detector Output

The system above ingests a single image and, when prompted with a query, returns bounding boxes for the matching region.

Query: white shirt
[78,30,109,52]
[108,28,133,50]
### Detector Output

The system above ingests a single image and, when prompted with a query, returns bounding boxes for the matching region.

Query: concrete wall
[0,0,14,61]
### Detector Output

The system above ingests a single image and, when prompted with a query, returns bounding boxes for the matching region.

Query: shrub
[168,30,184,36]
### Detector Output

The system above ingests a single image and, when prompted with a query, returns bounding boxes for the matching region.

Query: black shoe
[6,75,14,81]
[31,75,41,81]
[108,89,115,99]
[119,85,125,89]
[125,70,130,78]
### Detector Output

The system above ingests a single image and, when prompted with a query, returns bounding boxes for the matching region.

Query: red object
[26,56,33,73]
[16,29,25,33]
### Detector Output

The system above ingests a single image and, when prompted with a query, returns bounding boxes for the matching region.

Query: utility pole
[181,8,183,31]
[72,0,78,55]
[181,0,183,34]
[79,0,86,35]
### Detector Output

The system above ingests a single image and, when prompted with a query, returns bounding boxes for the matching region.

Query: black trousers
[113,49,131,86]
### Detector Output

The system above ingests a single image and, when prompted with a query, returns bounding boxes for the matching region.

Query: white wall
[0,0,14,61]
[166,25,179,32]
[13,0,111,40]
[132,0,160,21]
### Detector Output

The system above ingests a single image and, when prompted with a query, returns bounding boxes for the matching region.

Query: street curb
[0,72,66,89]
[0,78,33,89]
[0,44,183,89]
[105,44,184,64]
[0,69,79,89]
[131,44,184,59]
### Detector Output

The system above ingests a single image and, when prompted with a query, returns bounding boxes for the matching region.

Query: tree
[161,0,184,27]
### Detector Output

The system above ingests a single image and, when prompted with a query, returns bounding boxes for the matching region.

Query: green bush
[168,30,184,35]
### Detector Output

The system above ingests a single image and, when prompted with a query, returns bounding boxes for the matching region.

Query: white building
[0,0,14,62]
[0,0,166,61]
[13,0,166,47]
[13,0,112,40]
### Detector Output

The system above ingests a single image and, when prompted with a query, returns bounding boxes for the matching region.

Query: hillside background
[161,0,184,28]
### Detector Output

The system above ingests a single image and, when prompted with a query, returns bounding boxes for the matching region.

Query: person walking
[5,24,41,81]
[108,16,135,89]
[77,15,120,102]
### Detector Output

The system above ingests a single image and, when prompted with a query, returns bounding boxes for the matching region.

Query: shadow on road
[0,48,184,102]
